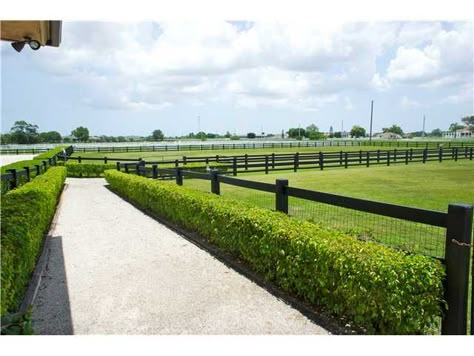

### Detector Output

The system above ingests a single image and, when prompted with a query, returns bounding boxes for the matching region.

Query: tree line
[1,116,472,144]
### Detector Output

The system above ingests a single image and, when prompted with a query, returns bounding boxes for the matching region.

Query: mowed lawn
[179,160,474,257]
[72,144,397,162]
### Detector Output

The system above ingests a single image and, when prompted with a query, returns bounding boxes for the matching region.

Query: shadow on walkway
[32,235,74,335]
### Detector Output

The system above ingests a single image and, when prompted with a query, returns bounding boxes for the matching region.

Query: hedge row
[58,162,117,177]
[1,167,66,315]
[105,170,445,334]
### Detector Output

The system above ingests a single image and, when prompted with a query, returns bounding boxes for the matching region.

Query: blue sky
[1,21,473,137]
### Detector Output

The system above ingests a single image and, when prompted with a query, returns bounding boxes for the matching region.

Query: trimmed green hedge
[1,167,66,315]
[105,170,445,334]
[59,162,116,177]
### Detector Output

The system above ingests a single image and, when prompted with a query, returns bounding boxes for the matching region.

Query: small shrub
[104,170,445,334]
[1,167,66,315]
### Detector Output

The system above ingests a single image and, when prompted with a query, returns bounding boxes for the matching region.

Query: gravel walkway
[0,154,35,166]
[32,178,328,335]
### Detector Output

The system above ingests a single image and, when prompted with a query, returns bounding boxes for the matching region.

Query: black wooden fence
[0,146,73,194]
[117,162,474,335]
[66,146,474,177]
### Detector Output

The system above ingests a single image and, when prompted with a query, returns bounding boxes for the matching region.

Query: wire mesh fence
[288,196,446,258]
[181,177,211,193]
[219,183,275,211]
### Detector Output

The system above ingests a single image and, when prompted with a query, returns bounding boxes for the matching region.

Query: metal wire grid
[288,196,446,258]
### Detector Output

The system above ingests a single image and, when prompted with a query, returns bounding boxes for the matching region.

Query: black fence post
[176,167,183,186]
[339,151,343,166]
[423,149,427,163]
[344,152,348,169]
[7,169,17,190]
[245,154,248,170]
[116,162,120,171]
[387,151,391,166]
[265,156,269,174]
[275,179,289,214]
[210,169,220,195]
[359,150,362,165]
[272,153,275,169]
[294,153,299,172]
[78,156,82,164]
[394,149,397,162]
[135,163,140,175]
[42,161,47,171]
[469,148,473,160]
[24,166,30,182]
[377,149,380,163]
[405,150,409,165]
[104,157,108,164]
[35,165,41,176]
[442,204,473,335]
[125,164,129,174]
[366,152,370,167]
[410,148,413,161]
[439,148,443,162]
[233,157,237,176]
[454,148,458,162]
[152,164,158,179]
[319,152,324,170]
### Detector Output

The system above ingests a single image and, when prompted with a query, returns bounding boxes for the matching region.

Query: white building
[443,127,473,139]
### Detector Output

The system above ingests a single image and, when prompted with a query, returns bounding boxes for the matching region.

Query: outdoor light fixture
[11,37,41,53]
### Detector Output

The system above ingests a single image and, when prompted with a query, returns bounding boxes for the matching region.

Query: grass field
[174,160,474,258]
[71,145,398,162]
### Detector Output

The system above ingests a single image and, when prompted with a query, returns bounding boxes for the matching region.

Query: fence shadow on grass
[31,235,74,335]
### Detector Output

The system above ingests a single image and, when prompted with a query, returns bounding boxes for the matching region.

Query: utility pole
[422,115,426,138]
[369,100,374,142]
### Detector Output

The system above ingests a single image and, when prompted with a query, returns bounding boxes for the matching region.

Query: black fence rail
[69,146,474,177]
[1,146,73,194]
[116,162,473,335]
[52,139,474,154]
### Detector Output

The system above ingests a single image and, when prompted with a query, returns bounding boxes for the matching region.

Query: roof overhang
[0,20,61,47]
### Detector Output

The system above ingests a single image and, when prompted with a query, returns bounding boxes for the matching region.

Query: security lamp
[11,37,41,53]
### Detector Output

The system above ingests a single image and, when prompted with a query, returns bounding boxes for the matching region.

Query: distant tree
[206,133,217,139]
[287,127,306,139]
[247,132,256,139]
[63,137,72,143]
[350,125,366,138]
[196,131,207,140]
[224,131,231,138]
[305,124,324,140]
[230,135,240,140]
[151,129,164,141]
[430,128,443,137]
[39,131,62,143]
[334,131,342,138]
[9,120,40,144]
[382,124,404,136]
[461,116,474,126]
[1,133,12,144]
[407,131,425,138]
[71,126,90,142]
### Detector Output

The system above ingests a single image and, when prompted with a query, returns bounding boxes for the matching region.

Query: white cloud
[376,22,473,89]
[22,21,473,112]
[400,96,422,109]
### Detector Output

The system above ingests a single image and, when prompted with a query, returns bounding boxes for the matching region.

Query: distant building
[341,131,350,138]
[374,132,402,139]
[442,127,473,139]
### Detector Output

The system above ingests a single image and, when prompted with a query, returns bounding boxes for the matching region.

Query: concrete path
[32,178,328,335]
